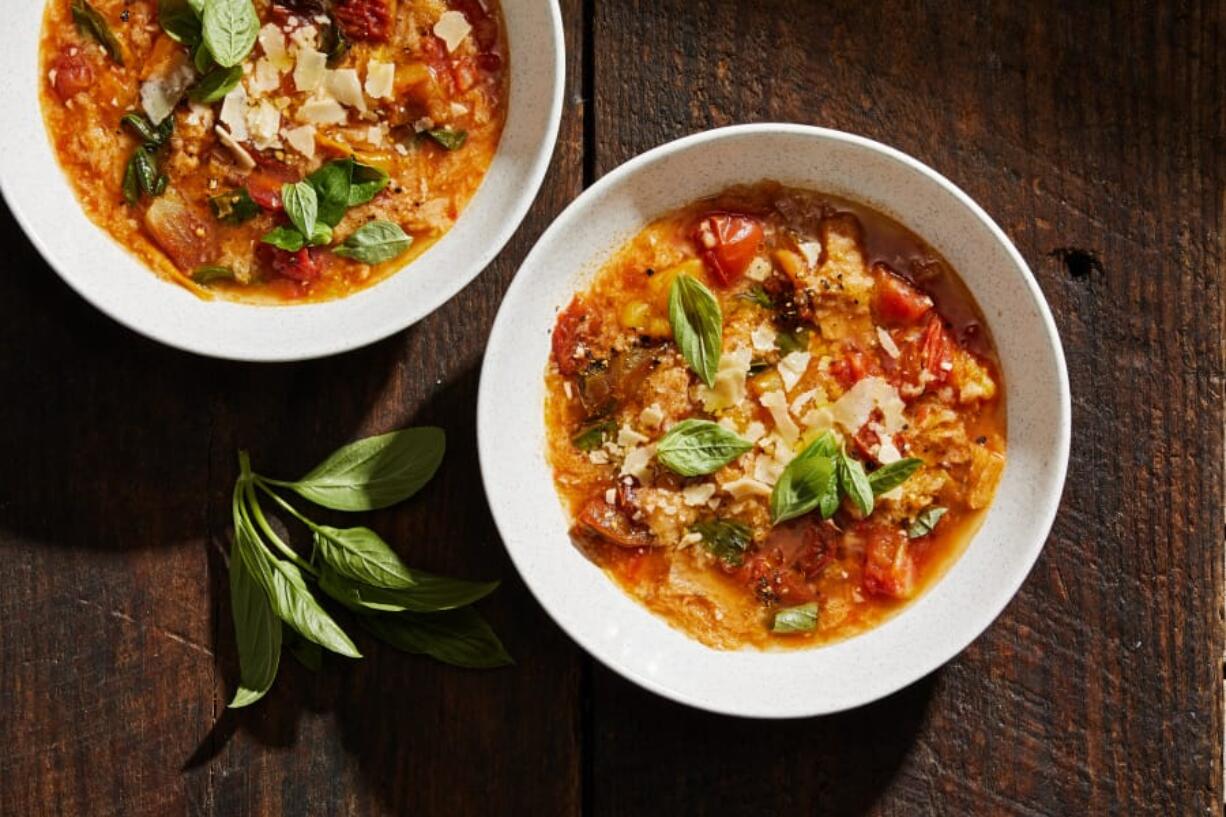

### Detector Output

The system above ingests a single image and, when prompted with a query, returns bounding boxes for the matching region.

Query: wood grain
[0,0,1221,815]
[591,1,1224,814]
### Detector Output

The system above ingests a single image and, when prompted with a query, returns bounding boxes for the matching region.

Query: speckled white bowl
[479,124,1070,718]
[0,0,564,361]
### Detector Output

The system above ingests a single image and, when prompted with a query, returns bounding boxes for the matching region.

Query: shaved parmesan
[365,61,395,99]
[250,58,282,93]
[877,436,902,464]
[293,47,327,92]
[722,477,772,500]
[698,345,752,412]
[214,125,256,170]
[797,240,822,268]
[639,403,665,429]
[790,388,821,415]
[753,453,786,486]
[831,376,907,436]
[750,323,777,352]
[218,85,249,141]
[777,351,811,391]
[284,124,316,158]
[877,326,901,358]
[246,99,282,150]
[140,57,195,125]
[326,69,367,112]
[743,421,767,443]
[620,445,655,482]
[617,426,649,447]
[258,24,292,72]
[745,256,772,282]
[682,483,717,507]
[290,25,319,51]
[800,405,835,433]
[297,94,347,125]
[759,390,799,444]
[434,10,472,52]
[679,531,703,549]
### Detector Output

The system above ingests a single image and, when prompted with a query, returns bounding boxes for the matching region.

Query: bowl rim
[478,122,1071,718]
[4,0,565,362]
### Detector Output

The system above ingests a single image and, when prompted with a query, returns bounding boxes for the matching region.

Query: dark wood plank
[590,1,1224,815]
[0,1,587,814]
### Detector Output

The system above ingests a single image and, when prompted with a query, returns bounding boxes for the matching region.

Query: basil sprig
[655,419,751,476]
[572,419,615,451]
[769,432,839,524]
[426,127,469,151]
[71,0,125,65]
[668,273,722,386]
[202,0,260,67]
[908,506,947,538]
[227,428,509,708]
[866,457,923,495]
[837,450,874,517]
[772,602,818,633]
[189,63,242,103]
[282,181,318,239]
[333,221,413,265]
[691,518,752,566]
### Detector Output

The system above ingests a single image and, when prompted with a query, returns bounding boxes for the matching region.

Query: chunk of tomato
[270,247,321,282]
[51,53,94,100]
[551,297,590,376]
[873,265,933,326]
[861,524,915,600]
[332,0,393,42]
[245,166,298,212]
[919,314,954,382]
[692,213,764,286]
[577,498,653,548]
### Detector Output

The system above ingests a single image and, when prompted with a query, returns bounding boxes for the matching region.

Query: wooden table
[2,1,1222,814]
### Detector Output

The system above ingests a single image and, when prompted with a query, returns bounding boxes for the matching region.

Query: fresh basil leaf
[121,112,172,147]
[202,0,259,68]
[261,226,306,252]
[228,531,281,708]
[772,602,818,633]
[333,220,412,265]
[281,181,318,240]
[838,452,874,516]
[287,427,446,511]
[193,41,215,73]
[572,419,615,452]
[122,155,140,205]
[737,284,773,309]
[776,326,811,355]
[361,609,513,669]
[263,556,361,658]
[192,265,234,284]
[287,634,322,672]
[158,0,202,46]
[908,506,947,538]
[691,518,752,566]
[190,64,242,103]
[426,127,468,150]
[308,222,333,246]
[209,188,259,224]
[668,273,723,386]
[347,162,389,206]
[306,158,353,227]
[319,565,499,613]
[655,419,751,476]
[71,0,125,65]
[130,148,159,197]
[313,525,416,589]
[187,0,205,14]
[770,443,837,525]
[867,457,923,495]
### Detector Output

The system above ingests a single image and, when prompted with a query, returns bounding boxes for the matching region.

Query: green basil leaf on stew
[775,326,811,355]
[770,437,838,524]
[347,161,390,206]
[192,41,215,73]
[192,265,235,284]
[333,221,413,265]
[285,427,446,511]
[360,608,513,669]
[281,181,318,240]
[306,158,353,227]
[131,148,160,197]
[260,226,306,252]
[908,506,947,539]
[209,188,259,224]
[772,602,818,633]
[655,419,751,477]
[121,112,169,146]
[187,0,205,14]
[122,155,141,205]
[158,0,203,46]
[691,518,752,566]
[202,0,260,68]
[736,284,773,309]
[426,127,468,151]
[312,525,416,590]
[572,419,615,452]
[71,0,125,65]
[319,564,499,614]
[668,273,723,387]
[227,532,281,708]
[308,222,333,246]
[837,451,874,516]
[190,64,242,103]
[867,457,923,496]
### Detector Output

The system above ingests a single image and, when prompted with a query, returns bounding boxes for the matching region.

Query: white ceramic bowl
[0,1,564,361]
[479,124,1070,718]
